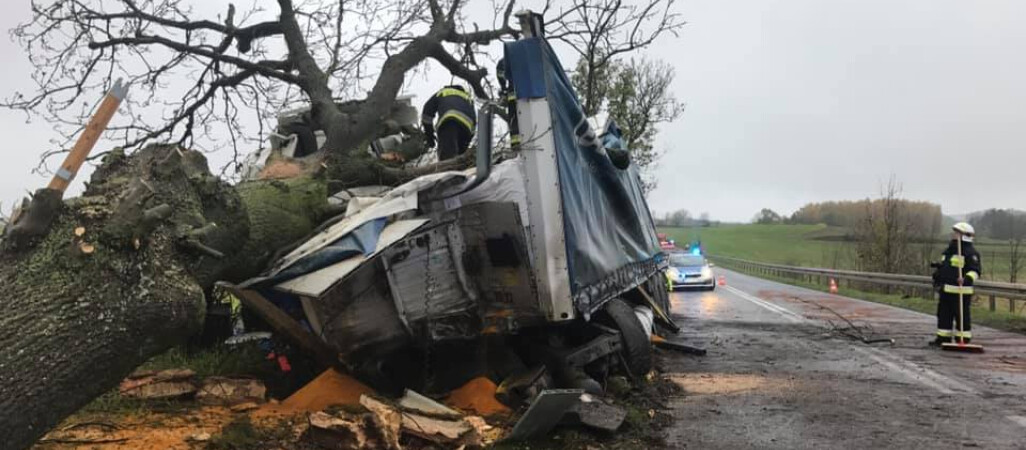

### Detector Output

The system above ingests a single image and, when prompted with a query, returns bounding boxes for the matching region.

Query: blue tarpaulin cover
[504,38,662,314]
[265,217,387,285]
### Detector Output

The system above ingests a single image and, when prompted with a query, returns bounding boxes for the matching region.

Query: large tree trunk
[0,145,332,449]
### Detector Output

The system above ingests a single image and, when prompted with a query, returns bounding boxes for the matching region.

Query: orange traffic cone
[829,278,838,294]
[718,276,727,286]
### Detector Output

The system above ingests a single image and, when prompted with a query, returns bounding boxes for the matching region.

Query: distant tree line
[655,209,714,227]
[748,188,1024,282]
[787,199,942,234]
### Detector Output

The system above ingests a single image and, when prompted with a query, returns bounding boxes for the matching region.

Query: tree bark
[0,145,332,449]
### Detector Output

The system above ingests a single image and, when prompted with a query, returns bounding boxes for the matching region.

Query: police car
[665,251,716,291]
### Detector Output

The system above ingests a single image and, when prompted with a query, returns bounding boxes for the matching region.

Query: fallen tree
[0,1,681,447]
[0,145,333,447]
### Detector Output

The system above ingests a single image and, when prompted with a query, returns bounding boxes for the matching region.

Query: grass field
[660,224,1020,283]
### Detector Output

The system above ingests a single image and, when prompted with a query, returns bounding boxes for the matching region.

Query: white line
[1007,416,1026,428]
[851,347,956,395]
[723,285,804,322]
[853,346,979,396]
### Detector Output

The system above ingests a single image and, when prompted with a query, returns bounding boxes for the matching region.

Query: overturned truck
[230,14,676,398]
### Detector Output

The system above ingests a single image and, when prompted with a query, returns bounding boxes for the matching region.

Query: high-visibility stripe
[437,88,471,101]
[511,134,522,145]
[507,94,517,102]
[966,271,979,281]
[438,110,474,131]
[943,284,974,295]
[955,331,972,338]
[949,255,965,268]
[936,329,953,337]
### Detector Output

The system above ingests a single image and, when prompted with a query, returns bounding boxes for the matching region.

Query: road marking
[723,285,804,322]
[1007,416,1026,428]
[723,279,978,396]
[851,346,979,396]
[852,347,955,394]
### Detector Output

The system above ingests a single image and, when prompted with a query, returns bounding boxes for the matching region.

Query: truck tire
[598,298,653,378]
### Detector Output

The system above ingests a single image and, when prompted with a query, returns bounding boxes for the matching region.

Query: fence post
[989,295,996,312]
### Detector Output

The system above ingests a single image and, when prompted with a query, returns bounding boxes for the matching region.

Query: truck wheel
[598,298,653,378]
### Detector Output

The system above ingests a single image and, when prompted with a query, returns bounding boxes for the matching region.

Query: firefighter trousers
[936,292,972,342]
[437,121,472,161]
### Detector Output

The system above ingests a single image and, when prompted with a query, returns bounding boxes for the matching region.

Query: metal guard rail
[708,255,1026,301]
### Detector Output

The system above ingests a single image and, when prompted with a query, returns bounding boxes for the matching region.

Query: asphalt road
[659,268,1026,449]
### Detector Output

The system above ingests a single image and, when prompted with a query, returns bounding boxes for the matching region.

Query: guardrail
[708,255,1026,313]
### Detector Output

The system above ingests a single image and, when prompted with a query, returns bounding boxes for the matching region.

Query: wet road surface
[659,268,1026,449]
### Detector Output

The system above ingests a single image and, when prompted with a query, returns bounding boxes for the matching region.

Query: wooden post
[218,283,341,370]
[989,295,996,312]
[47,79,129,194]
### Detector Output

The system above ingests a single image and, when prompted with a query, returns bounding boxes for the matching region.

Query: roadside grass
[719,262,1026,334]
[137,343,271,379]
[662,224,1019,283]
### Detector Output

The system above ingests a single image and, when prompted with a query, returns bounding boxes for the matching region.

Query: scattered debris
[306,408,401,450]
[653,334,708,356]
[444,376,512,416]
[230,402,262,413]
[196,377,267,405]
[118,368,197,399]
[399,389,462,418]
[508,389,585,441]
[224,331,273,346]
[358,396,404,450]
[186,432,212,442]
[401,410,482,446]
[561,393,627,433]
[791,296,895,344]
[497,366,553,408]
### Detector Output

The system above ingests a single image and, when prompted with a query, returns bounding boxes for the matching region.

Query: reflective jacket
[421,86,476,134]
[932,240,982,295]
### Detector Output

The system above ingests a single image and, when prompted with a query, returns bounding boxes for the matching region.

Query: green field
[660,224,1019,282]
[661,224,850,268]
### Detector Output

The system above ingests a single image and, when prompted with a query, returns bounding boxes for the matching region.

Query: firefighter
[496,59,522,148]
[930,222,982,346]
[421,85,476,161]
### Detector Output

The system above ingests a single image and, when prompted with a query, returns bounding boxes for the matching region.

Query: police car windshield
[670,254,705,267]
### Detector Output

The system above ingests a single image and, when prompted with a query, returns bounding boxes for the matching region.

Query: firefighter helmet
[952,222,975,242]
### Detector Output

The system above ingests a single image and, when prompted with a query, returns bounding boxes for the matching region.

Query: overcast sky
[1,1,1024,223]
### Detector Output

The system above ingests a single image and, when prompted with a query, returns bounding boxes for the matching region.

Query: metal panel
[274,219,429,297]
[454,202,543,327]
[316,261,409,359]
[382,223,478,339]
[518,98,574,322]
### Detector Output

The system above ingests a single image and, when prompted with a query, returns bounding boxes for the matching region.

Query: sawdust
[279,368,373,412]
[666,373,776,396]
[443,376,511,417]
[36,406,299,450]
